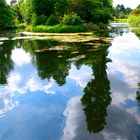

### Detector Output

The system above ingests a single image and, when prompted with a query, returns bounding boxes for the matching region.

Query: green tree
[23,0,33,24]
[114,4,132,19]
[67,0,113,23]
[0,0,15,28]
[15,0,33,24]
[67,0,95,22]
[54,0,68,16]
[132,5,140,15]
[18,0,113,25]
[14,0,24,23]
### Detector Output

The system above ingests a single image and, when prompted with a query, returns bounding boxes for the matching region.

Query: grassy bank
[129,15,140,27]
[15,23,26,29]
[115,18,129,23]
[132,29,140,38]
[26,24,105,33]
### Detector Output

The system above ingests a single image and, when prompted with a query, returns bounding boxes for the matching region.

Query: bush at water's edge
[129,15,140,27]
[25,23,109,33]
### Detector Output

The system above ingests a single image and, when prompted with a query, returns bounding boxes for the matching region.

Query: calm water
[0,29,140,140]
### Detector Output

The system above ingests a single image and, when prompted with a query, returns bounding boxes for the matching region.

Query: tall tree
[0,0,15,28]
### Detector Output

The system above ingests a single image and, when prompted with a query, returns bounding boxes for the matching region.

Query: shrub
[84,22,100,31]
[129,15,140,27]
[61,12,83,25]
[98,22,107,30]
[28,23,101,33]
[56,25,87,32]
[32,25,49,32]
[16,23,26,28]
[32,14,47,26]
[26,25,33,31]
[31,24,87,33]
[46,15,59,25]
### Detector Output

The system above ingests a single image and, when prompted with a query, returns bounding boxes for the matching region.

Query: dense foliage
[129,5,140,27]
[61,12,83,25]
[15,0,113,26]
[132,5,140,15]
[0,0,15,28]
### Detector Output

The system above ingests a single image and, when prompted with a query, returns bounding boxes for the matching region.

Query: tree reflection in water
[22,39,112,133]
[16,38,112,134]
[0,41,15,85]
[36,51,71,86]
[136,83,140,105]
[81,47,112,133]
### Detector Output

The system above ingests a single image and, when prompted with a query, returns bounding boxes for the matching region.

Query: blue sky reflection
[0,47,92,139]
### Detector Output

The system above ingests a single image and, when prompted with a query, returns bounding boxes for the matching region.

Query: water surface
[0,30,140,140]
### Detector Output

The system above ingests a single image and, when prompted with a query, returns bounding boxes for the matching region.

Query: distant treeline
[113,4,132,19]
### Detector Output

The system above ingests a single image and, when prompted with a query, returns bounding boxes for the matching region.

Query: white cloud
[107,31,140,105]
[62,96,140,140]
[11,48,31,66]
[62,96,84,140]
[0,72,56,116]
[108,59,140,88]
[6,72,56,95]
[0,72,56,117]
[44,83,55,94]
[109,32,140,57]
[26,78,42,92]
[0,92,19,117]
[113,0,140,8]
[68,65,93,88]
[108,32,140,87]
[7,73,21,93]
[26,78,55,94]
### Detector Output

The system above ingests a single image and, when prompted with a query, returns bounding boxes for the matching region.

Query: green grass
[129,15,140,27]
[15,23,26,29]
[118,18,129,23]
[26,24,101,33]
[132,29,140,38]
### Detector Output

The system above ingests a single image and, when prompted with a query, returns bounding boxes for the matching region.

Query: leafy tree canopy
[0,0,15,28]
[15,0,113,25]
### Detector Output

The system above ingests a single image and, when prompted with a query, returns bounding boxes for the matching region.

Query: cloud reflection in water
[62,96,140,140]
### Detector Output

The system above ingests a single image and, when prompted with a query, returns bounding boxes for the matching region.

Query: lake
[0,29,140,140]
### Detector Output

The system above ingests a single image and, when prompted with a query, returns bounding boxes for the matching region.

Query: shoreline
[0,30,112,43]
[19,31,94,36]
[17,31,112,43]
